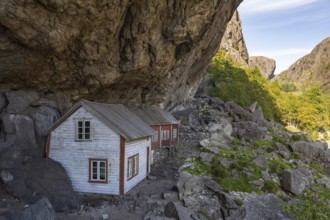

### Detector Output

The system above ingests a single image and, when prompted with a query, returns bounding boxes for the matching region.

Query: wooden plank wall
[49,106,121,194]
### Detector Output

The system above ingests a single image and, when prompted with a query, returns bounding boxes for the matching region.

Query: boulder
[281,169,313,195]
[199,152,214,164]
[218,157,232,169]
[0,197,56,220]
[248,102,258,113]
[164,202,207,220]
[233,121,267,140]
[274,142,291,159]
[229,194,291,220]
[209,119,233,136]
[249,179,265,188]
[261,170,271,181]
[177,172,237,219]
[210,132,233,145]
[225,102,253,122]
[1,114,16,134]
[252,155,268,170]
[252,107,268,127]
[316,177,330,189]
[5,90,39,114]
[291,141,329,162]
[0,158,80,212]
[25,106,60,151]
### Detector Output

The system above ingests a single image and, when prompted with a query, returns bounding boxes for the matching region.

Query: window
[173,128,177,139]
[152,131,158,142]
[127,154,139,180]
[77,119,91,140]
[162,129,170,140]
[89,159,107,183]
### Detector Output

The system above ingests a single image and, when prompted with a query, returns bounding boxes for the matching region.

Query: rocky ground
[2,94,330,219]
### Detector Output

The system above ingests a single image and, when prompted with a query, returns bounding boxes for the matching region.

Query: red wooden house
[129,109,179,150]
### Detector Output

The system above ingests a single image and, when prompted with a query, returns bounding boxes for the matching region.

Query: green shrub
[268,159,293,175]
[262,180,279,194]
[185,158,210,176]
[211,157,229,179]
[253,139,276,148]
[233,198,244,206]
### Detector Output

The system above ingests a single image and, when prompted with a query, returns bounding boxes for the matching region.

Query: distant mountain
[219,11,276,80]
[275,37,330,92]
[249,56,276,80]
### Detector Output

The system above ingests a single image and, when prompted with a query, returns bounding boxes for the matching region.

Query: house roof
[129,108,179,126]
[48,100,155,141]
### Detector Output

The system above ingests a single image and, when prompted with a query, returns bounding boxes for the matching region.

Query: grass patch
[253,139,276,148]
[233,198,244,206]
[268,159,294,175]
[310,162,326,175]
[262,180,280,194]
[220,177,260,193]
[211,157,229,179]
[284,185,330,220]
[198,209,211,219]
[184,157,210,176]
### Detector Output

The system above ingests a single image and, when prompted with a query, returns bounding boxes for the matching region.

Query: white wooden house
[46,100,155,195]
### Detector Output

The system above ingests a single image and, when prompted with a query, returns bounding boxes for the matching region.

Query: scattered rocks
[291,141,330,162]
[164,202,207,220]
[229,194,291,220]
[316,177,330,189]
[199,152,214,164]
[0,197,56,220]
[249,179,265,188]
[281,169,313,195]
[274,142,291,159]
[252,155,268,170]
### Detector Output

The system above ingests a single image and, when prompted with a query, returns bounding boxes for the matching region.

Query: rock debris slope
[0,0,242,109]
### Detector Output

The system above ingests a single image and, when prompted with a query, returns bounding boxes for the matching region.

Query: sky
[238,0,330,74]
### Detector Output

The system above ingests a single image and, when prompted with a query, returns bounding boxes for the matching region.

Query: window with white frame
[127,154,139,179]
[77,119,91,140]
[162,129,170,140]
[89,159,107,183]
[152,131,158,142]
[173,128,177,139]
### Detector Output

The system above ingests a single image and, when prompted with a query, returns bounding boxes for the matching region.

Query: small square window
[173,128,177,139]
[89,159,107,183]
[162,130,169,140]
[152,131,158,142]
[76,119,92,140]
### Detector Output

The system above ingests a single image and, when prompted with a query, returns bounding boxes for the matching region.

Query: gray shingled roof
[129,108,179,126]
[48,100,155,141]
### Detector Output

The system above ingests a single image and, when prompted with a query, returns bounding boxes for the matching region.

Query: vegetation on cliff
[208,49,330,139]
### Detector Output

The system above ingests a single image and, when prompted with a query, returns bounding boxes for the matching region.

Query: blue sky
[238,0,330,74]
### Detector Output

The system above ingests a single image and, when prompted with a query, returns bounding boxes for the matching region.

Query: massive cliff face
[275,37,330,89]
[0,0,242,109]
[219,10,249,67]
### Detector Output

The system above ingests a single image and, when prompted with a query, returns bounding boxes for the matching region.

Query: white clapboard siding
[124,138,151,193]
[49,106,121,195]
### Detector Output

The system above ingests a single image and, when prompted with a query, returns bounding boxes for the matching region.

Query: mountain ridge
[274,37,330,92]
